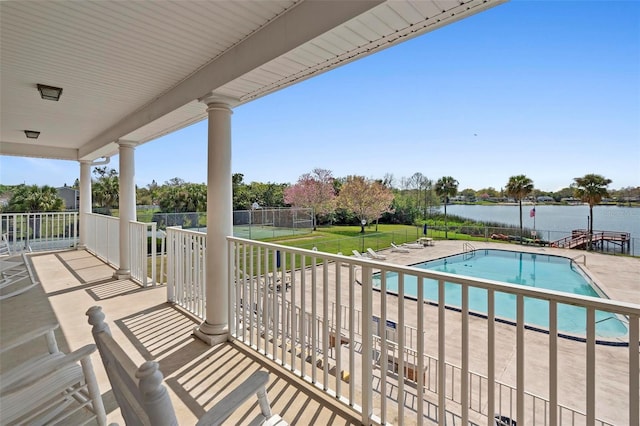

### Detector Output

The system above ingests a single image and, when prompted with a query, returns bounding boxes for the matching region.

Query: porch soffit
[0,0,506,162]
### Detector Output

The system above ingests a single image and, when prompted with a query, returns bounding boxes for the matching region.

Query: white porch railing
[329,301,617,426]
[165,228,639,426]
[1,212,78,253]
[84,213,159,287]
[227,238,639,426]
[165,226,206,318]
[85,213,120,267]
[129,221,158,287]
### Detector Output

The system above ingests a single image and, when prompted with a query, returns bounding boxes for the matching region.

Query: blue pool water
[372,249,627,338]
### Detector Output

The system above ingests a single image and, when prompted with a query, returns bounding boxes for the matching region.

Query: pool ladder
[463,242,476,260]
[571,254,586,266]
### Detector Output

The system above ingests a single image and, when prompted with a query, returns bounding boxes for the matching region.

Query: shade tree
[284,168,336,230]
[337,175,394,233]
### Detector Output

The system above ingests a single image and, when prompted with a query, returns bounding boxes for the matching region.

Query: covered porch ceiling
[0,0,506,162]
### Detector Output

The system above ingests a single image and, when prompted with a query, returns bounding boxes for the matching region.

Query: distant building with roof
[536,195,555,203]
[57,186,79,210]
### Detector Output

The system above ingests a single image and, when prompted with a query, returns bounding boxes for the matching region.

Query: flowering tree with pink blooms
[337,176,394,233]
[284,168,336,230]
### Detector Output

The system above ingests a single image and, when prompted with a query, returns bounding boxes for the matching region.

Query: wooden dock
[551,229,631,253]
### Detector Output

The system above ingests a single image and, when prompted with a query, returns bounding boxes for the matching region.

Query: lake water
[441,204,640,254]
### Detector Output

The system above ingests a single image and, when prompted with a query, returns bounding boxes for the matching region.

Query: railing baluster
[150,223,157,286]
[462,283,469,425]
[397,272,405,425]
[249,244,255,346]
[311,256,317,384]
[236,241,243,337]
[517,294,525,425]
[289,252,296,371]
[300,254,307,379]
[361,265,373,425]
[348,262,355,406]
[380,267,388,423]
[488,288,495,426]
[549,301,558,426]
[630,314,639,426]
[271,248,278,358]
[260,246,266,354]
[417,276,424,426]
[335,259,342,397]
[586,307,595,426]
[322,259,329,389]
[438,278,446,424]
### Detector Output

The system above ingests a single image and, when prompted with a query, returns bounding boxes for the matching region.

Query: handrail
[552,229,632,249]
[222,235,639,426]
[571,254,587,266]
[463,242,476,253]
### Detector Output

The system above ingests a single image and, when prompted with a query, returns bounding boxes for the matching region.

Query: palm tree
[92,168,119,215]
[573,174,612,248]
[435,176,458,239]
[5,184,64,212]
[505,175,534,241]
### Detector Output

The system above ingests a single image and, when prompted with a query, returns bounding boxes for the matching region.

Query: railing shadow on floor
[108,303,361,425]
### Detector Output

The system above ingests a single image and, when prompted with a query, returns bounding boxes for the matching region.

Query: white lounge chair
[352,249,366,258]
[390,243,410,253]
[367,248,387,260]
[402,242,424,249]
[86,306,287,426]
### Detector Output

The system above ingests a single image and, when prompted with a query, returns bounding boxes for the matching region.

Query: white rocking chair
[86,306,287,426]
[0,253,38,300]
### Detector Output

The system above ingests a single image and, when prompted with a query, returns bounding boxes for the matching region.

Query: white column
[194,94,233,346]
[113,140,137,279]
[78,160,92,249]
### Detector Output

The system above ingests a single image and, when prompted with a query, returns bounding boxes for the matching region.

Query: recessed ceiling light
[37,84,63,101]
[24,130,40,139]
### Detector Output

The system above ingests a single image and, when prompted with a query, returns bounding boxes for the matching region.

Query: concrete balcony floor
[1,249,360,425]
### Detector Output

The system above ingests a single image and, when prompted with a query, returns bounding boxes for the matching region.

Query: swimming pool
[372,249,627,338]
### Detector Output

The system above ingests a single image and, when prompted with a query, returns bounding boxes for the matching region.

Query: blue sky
[2,0,639,192]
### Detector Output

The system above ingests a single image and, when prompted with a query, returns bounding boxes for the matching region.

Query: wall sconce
[24,130,41,139]
[37,84,63,101]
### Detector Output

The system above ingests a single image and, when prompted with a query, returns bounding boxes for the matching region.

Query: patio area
[0,249,360,425]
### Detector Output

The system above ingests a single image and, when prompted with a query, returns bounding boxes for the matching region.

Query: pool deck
[290,240,638,424]
[353,240,640,424]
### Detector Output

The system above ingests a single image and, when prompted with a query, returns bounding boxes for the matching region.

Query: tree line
[0,168,627,237]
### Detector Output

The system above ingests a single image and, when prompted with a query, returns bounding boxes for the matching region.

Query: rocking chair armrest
[196,371,272,426]
[0,322,59,354]
[0,344,97,394]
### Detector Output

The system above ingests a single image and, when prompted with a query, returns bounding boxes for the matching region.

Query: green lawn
[149,222,507,281]
[266,223,490,254]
